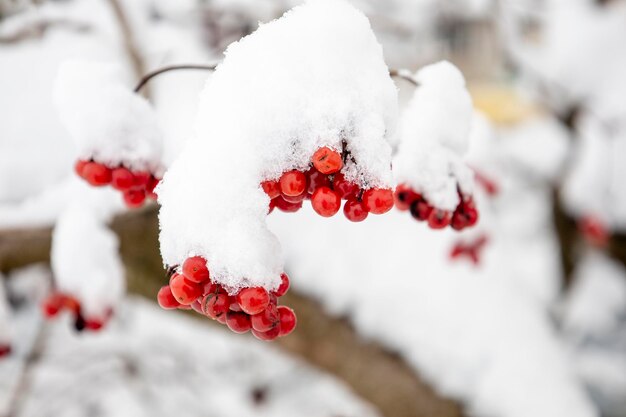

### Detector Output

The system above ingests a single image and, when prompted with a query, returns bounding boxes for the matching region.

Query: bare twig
[134,64,218,93]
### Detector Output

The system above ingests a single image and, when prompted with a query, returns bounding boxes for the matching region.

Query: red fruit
[343,199,368,222]
[394,184,420,211]
[147,176,160,194]
[63,296,81,315]
[273,196,302,213]
[229,296,243,311]
[236,287,270,315]
[41,293,65,318]
[252,326,280,341]
[451,211,469,231]
[202,280,218,296]
[123,188,146,208]
[157,286,180,309]
[226,312,252,333]
[579,216,609,247]
[133,171,151,187]
[82,162,112,186]
[182,256,210,283]
[111,167,134,190]
[190,299,204,315]
[428,209,451,229]
[84,318,104,331]
[333,173,359,200]
[312,146,343,174]
[202,292,230,319]
[363,188,394,215]
[268,198,276,214]
[311,186,341,217]
[169,273,202,305]
[74,160,88,177]
[251,304,279,332]
[261,180,281,199]
[277,306,297,336]
[279,170,307,196]
[410,199,432,221]
[306,169,331,194]
[0,345,12,357]
[282,191,307,203]
[273,273,290,297]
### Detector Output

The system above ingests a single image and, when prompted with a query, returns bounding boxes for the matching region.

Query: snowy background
[1,1,625,417]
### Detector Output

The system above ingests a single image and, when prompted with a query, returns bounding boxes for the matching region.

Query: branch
[0,206,462,417]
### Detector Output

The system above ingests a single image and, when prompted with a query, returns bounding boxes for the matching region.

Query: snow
[53,60,164,175]
[158,0,397,292]
[393,61,474,210]
[51,199,125,320]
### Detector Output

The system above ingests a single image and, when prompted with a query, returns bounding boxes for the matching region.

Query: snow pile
[393,61,474,210]
[54,60,164,174]
[51,200,125,320]
[158,0,397,292]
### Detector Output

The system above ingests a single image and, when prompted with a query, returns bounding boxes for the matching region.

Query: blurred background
[0,0,625,416]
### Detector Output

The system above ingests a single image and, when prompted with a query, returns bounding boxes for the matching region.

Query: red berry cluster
[74,159,160,208]
[394,184,479,230]
[0,344,10,358]
[157,256,296,341]
[449,235,488,265]
[263,146,394,221]
[41,292,111,332]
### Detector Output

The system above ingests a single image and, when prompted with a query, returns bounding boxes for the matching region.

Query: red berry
[363,188,394,214]
[394,184,420,211]
[451,211,469,231]
[261,180,281,199]
[63,296,81,315]
[251,303,279,332]
[133,171,151,187]
[82,162,112,186]
[428,209,451,229]
[41,293,65,318]
[169,273,202,305]
[343,199,368,222]
[84,318,104,331]
[182,256,210,283]
[279,170,307,196]
[273,196,303,213]
[0,345,12,357]
[123,188,146,208]
[147,176,160,194]
[202,280,218,296]
[306,169,331,194]
[312,147,343,174]
[282,191,307,203]
[226,312,252,333]
[252,326,280,341]
[157,286,180,309]
[111,167,134,190]
[311,186,341,217]
[202,292,230,319]
[74,160,88,177]
[410,199,432,221]
[229,296,243,311]
[277,306,297,336]
[273,273,290,297]
[236,287,270,315]
[333,173,359,200]
[190,299,204,315]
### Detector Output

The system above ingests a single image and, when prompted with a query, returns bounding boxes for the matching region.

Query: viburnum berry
[277,306,297,336]
[84,318,104,331]
[306,168,331,194]
[363,188,394,214]
[311,186,341,217]
[169,273,202,305]
[123,188,146,208]
[236,287,270,315]
[251,303,279,332]
[74,160,88,177]
[333,173,359,200]
[252,326,281,341]
[147,176,159,199]
[312,146,343,174]
[203,292,230,320]
[41,293,65,318]
[273,196,303,213]
[82,162,112,186]
[279,170,307,196]
[273,273,290,297]
[427,209,451,229]
[282,190,307,203]
[226,312,252,333]
[182,256,210,283]
[190,299,204,315]
[410,199,432,221]
[343,198,368,222]
[132,171,152,188]
[262,180,281,199]
[111,167,134,190]
[229,296,243,311]
[202,280,218,296]
[394,184,420,211]
[157,285,180,310]
[0,345,11,357]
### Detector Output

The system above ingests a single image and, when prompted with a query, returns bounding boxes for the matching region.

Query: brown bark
[0,205,462,417]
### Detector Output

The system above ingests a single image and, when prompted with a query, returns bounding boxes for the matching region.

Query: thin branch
[389,68,420,86]
[134,64,218,93]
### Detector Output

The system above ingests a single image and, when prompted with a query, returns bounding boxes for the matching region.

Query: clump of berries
[262,144,394,221]
[74,159,160,208]
[41,292,111,332]
[394,184,479,230]
[157,256,297,341]
[449,234,488,265]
